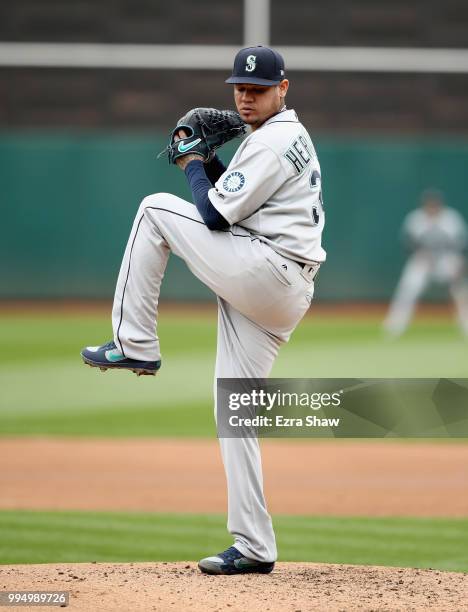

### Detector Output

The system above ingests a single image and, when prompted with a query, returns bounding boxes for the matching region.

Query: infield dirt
[2,438,467,611]
[1,438,467,516]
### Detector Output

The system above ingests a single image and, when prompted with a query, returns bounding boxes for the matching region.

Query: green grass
[0,312,467,436]
[2,313,465,573]
[0,510,466,572]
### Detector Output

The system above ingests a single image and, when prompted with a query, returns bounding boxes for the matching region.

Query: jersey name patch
[223,171,246,193]
[284,135,313,175]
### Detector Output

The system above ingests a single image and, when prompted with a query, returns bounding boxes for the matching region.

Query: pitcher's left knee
[139,192,177,213]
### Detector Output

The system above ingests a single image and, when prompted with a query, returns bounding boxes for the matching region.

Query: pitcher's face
[234,80,289,131]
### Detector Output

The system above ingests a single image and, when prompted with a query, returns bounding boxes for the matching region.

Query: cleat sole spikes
[133,369,157,377]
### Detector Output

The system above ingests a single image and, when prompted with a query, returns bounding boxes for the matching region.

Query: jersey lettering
[310,169,324,208]
[310,170,323,225]
[298,135,312,160]
[312,206,320,225]
[284,137,311,175]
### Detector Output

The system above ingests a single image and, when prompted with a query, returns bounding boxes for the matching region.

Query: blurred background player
[384,189,468,337]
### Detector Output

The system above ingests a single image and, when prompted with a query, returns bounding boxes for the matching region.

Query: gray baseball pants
[384,252,468,337]
[112,192,317,562]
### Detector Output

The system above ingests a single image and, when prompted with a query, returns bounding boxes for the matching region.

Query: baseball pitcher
[81,46,326,575]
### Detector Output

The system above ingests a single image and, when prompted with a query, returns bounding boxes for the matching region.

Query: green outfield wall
[1,133,467,301]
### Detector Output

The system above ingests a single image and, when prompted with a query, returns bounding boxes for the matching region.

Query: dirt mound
[2,562,467,611]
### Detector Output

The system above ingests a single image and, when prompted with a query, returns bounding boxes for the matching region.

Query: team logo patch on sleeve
[223,171,245,193]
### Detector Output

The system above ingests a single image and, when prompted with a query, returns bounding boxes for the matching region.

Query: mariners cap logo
[245,55,256,72]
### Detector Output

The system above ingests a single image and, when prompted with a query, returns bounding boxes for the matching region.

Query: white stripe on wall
[1,43,468,73]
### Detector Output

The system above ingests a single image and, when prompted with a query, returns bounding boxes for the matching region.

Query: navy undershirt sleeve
[204,154,227,185]
[184,159,230,231]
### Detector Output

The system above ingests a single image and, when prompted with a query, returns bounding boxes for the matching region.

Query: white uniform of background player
[84,46,325,570]
[384,190,468,337]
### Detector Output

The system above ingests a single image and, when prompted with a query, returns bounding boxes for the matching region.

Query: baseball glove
[158,108,247,165]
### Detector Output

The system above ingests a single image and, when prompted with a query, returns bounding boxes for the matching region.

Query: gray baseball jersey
[403,206,468,254]
[208,108,326,265]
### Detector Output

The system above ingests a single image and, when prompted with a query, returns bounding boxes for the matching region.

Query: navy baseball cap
[226,46,286,86]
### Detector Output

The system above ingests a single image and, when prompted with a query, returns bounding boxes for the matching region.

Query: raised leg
[112,191,311,360]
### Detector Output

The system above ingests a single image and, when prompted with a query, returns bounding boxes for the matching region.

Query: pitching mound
[2,562,467,611]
